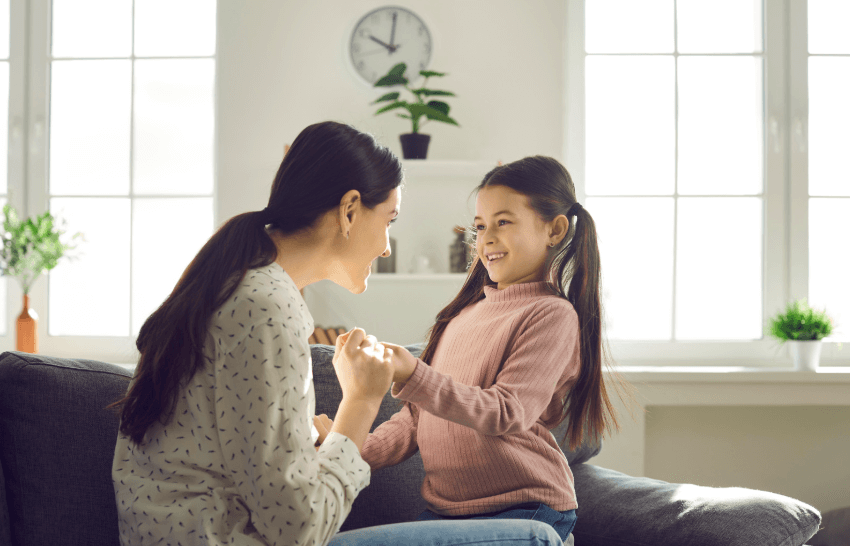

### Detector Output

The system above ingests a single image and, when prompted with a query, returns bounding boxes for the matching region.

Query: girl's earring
[346,231,350,239]
[549,242,555,247]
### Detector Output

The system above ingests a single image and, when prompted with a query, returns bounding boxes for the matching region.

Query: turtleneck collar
[483,281,558,302]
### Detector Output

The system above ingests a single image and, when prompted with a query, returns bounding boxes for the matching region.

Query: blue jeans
[327,517,564,546]
[417,502,576,542]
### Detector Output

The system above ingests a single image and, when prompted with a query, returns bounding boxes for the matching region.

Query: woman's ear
[549,214,569,246]
[338,190,361,238]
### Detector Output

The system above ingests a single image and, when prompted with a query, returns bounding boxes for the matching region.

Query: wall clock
[349,6,432,85]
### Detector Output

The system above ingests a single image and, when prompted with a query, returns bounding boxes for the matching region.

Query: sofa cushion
[0,452,10,546]
[571,463,821,546]
[0,350,132,546]
[809,505,850,546]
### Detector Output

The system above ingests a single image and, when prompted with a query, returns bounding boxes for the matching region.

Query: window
[3,0,217,361]
[566,0,848,364]
[0,0,9,337]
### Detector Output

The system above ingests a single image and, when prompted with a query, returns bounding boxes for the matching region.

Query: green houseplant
[768,299,834,370]
[0,204,83,353]
[372,62,459,159]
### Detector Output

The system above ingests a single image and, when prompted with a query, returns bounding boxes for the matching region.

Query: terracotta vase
[16,294,39,354]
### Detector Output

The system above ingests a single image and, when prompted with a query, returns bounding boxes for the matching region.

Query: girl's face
[474,185,553,290]
[336,187,401,294]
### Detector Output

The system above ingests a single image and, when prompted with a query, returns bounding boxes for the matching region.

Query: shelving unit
[303,159,497,343]
[369,273,467,281]
[400,159,501,180]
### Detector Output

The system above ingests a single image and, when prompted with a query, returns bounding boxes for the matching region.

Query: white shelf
[400,159,500,179]
[369,273,467,281]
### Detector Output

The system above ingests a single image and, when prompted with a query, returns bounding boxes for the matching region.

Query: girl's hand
[332,327,394,403]
[379,342,418,385]
[313,414,333,450]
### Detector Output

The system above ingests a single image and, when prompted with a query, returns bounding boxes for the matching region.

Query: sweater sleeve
[392,301,580,436]
[215,320,371,546]
[360,402,420,471]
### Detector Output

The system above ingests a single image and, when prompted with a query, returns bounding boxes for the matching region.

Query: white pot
[788,340,823,371]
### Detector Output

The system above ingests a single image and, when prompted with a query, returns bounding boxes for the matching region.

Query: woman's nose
[381,242,392,258]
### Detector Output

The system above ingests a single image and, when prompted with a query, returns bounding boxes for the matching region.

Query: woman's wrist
[331,397,382,452]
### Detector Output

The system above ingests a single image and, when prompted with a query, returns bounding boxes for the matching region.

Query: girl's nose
[381,243,392,258]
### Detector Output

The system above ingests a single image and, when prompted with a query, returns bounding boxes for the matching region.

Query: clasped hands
[314,327,417,449]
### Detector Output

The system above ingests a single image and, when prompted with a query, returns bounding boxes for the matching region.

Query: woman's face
[335,187,401,294]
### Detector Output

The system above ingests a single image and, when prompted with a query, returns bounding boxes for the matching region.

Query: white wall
[213,0,848,518]
[645,406,850,514]
[215,0,567,224]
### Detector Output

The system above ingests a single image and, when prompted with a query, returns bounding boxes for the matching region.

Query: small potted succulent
[371,62,459,159]
[768,299,834,371]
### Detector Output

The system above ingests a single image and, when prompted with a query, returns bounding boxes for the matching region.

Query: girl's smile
[475,185,556,290]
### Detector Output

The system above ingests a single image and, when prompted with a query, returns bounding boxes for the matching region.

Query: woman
[110,121,563,546]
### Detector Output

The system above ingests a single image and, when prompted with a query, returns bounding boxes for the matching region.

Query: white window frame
[2,0,30,346]
[0,0,218,363]
[564,0,846,366]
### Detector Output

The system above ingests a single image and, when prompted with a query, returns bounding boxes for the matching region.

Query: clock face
[349,6,432,85]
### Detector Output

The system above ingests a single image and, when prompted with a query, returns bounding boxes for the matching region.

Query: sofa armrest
[571,463,821,546]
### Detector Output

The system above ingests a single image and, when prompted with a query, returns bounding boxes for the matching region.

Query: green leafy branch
[371,62,460,133]
[768,298,834,342]
[0,204,84,294]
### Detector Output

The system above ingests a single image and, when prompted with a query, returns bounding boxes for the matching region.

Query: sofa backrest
[0,346,602,543]
[0,350,132,546]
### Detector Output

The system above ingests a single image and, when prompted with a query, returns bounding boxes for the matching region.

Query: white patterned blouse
[112,262,371,546]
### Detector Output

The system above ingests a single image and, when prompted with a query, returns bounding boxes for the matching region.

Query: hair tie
[567,202,583,218]
[259,207,273,224]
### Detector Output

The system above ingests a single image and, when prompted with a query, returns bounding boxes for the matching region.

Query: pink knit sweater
[361,281,581,516]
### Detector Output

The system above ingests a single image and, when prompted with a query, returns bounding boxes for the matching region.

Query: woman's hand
[332,327,394,404]
[313,414,333,451]
[379,342,418,385]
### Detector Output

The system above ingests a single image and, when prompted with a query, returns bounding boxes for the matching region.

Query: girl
[358,155,628,543]
[110,122,563,546]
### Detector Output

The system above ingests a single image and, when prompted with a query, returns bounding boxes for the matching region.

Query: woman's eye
[389,218,397,227]
[498,220,509,226]
[475,225,485,231]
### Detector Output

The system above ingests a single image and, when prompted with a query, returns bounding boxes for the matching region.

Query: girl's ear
[338,190,361,238]
[548,214,570,246]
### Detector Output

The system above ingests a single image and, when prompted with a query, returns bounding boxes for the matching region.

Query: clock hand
[369,35,393,52]
[390,12,397,48]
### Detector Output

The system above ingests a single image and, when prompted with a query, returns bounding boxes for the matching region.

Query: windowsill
[110,362,850,383]
[614,366,850,383]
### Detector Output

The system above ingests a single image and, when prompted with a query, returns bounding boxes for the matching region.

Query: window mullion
[763,0,791,337]
[564,0,585,205]
[787,0,809,303]
[23,0,50,348]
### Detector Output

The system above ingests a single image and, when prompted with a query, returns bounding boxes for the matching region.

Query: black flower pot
[399,133,431,159]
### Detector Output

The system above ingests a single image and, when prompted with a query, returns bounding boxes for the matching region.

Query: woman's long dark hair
[110,121,403,445]
[419,155,634,451]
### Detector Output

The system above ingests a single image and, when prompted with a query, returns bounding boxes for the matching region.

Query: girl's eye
[475,224,485,231]
[498,220,509,226]
[389,218,397,227]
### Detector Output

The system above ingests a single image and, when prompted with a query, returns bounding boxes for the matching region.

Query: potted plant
[0,204,83,353]
[768,298,834,371]
[371,62,459,159]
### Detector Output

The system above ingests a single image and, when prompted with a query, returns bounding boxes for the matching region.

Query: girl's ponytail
[557,205,624,451]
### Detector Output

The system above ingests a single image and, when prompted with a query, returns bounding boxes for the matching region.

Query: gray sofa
[0,347,824,546]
